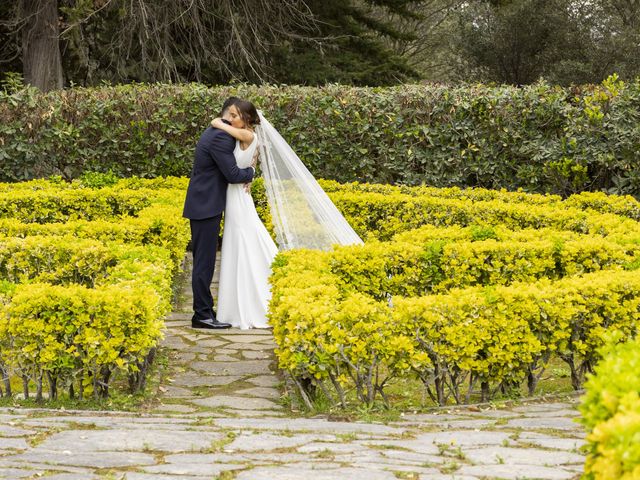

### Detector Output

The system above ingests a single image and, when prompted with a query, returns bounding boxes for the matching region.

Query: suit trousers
[190,215,222,321]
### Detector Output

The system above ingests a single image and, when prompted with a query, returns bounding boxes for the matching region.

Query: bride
[211,98,363,329]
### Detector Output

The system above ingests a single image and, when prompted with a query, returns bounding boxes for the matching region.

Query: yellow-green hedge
[271,245,640,407]
[320,181,640,241]
[269,183,640,407]
[326,236,637,300]
[580,337,640,479]
[320,180,640,221]
[0,205,189,268]
[0,177,190,401]
[0,188,151,224]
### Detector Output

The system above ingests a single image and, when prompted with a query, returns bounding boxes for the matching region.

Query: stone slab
[171,352,197,363]
[165,313,192,321]
[511,402,577,413]
[142,462,239,476]
[240,350,271,360]
[439,419,497,429]
[161,336,192,349]
[462,446,585,466]
[35,474,99,480]
[0,467,37,478]
[154,404,198,414]
[518,432,586,451]
[246,375,280,387]
[297,442,366,454]
[190,338,228,348]
[213,354,240,362]
[0,438,29,450]
[506,417,581,431]
[0,426,37,437]
[214,417,403,435]
[191,360,272,376]
[235,387,281,399]
[227,432,336,452]
[215,348,239,355]
[458,464,577,479]
[362,439,440,455]
[171,374,243,388]
[235,466,397,480]
[220,335,273,343]
[407,430,512,449]
[190,395,280,410]
[161,385,194,397]
[229,343,277,351]
[521,409,580,418]
[35,429,223,453]
[119,474,209,480]
[222,409,287,418]
[7,450,157,468]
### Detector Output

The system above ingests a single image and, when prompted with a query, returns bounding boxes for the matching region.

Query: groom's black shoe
[191,318,232,329]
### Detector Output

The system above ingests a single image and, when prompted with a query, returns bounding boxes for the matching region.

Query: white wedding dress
[216,136,278,329]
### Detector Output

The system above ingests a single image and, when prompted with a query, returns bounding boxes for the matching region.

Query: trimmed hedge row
[271,248,640,407]
[325,189,640,242]
[2,78,640,197]
[327,236,637,301]
[0,178,190,401]
[268,183,640,407]
[0,187,151,223]
[320,180,640,221]
[0,206,189,268]
[580,337,640,479]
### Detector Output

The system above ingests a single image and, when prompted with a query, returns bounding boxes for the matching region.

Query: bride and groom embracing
[183,96,363,330]
[183,97,274,330]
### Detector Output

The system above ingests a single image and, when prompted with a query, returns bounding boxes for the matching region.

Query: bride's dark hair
[235,99,260,128]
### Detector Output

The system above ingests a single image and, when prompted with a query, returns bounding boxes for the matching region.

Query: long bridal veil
[255,112,363,251]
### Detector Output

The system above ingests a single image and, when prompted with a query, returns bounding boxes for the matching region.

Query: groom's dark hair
[220,96,241,116]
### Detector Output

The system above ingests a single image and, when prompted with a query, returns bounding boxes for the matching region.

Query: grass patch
[210,430,238,452]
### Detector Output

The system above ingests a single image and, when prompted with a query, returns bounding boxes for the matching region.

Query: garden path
[0,254,586,479]
[152,253,284,417]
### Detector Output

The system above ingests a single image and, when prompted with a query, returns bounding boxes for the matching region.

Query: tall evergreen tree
[269,0,421,85]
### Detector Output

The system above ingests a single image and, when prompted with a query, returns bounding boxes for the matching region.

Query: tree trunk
[21,0,63,91]
[0,364,10,398]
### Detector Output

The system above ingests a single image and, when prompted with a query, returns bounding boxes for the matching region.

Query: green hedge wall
[1,77,639,197]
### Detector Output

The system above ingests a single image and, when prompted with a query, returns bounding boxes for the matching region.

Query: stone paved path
[152,253,284,417]
[0,401,585,479]
[0,254,587,479]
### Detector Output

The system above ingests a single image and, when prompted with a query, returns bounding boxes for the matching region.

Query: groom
[183,97,255,329]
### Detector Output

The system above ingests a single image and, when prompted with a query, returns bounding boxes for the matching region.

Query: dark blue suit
[183,126,254,321]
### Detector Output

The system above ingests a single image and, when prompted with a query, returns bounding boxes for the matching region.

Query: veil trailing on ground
[255,112,363,251]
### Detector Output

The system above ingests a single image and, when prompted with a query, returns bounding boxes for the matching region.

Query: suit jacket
[183,126,255,219]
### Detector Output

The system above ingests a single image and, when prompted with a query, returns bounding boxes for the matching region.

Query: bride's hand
[211,117,224,129]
